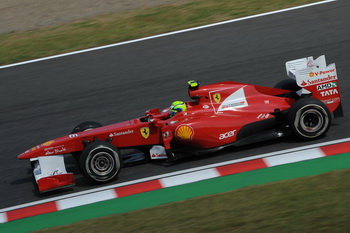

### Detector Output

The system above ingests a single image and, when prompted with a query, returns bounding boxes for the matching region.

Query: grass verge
[34,168,350,233]
[1,0,320,66]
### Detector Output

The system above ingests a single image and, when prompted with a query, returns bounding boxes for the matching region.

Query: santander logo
[302,67,337,87]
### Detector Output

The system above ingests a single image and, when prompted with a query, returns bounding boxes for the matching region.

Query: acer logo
[320,89,338,97]
[219,130,237,140]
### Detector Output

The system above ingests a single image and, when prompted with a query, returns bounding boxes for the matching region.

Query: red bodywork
[18,82,294,160]
[18,55,344,192]
[18,77,342,192]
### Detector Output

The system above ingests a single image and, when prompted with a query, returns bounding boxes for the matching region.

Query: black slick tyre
[274,79,301,91]
[71,121,103,162]
[288,98,331,140]
[71,121,103,134]
[274,79,301,99]
[79,141,121,184]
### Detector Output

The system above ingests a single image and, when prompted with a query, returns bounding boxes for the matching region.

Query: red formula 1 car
[18,55,343,192]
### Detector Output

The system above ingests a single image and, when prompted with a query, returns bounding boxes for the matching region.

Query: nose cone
[18,145,44,159]
[18,140,57,160]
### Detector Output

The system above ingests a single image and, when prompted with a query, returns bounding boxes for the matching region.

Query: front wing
[31,155,75,192]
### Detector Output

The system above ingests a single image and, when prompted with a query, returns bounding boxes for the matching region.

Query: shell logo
[175,125,194,140]
[309,72,315,77]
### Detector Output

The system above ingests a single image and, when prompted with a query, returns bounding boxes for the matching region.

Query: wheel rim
[300,109,324,133]
[90,151,115,176]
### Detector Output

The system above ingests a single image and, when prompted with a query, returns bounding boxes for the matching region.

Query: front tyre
[288,98,331,140]
[79,141,121,184]
[71,121,103,162]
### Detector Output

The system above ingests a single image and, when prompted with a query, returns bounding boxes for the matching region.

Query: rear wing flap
[285,55,343,117]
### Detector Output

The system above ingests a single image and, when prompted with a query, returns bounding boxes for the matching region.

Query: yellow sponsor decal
[175,125,194,140]
[140,127,150,139]
[42,140,55,146]
[213,93,221,103]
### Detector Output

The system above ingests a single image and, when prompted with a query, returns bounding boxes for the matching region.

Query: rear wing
[285,55,343,118]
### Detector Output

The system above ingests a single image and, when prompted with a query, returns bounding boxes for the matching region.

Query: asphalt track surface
[1,0,349,209]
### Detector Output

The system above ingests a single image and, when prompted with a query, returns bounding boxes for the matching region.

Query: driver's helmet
[169,101,187,117]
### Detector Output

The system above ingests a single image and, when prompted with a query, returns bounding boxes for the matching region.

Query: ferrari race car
[18,55,343,192]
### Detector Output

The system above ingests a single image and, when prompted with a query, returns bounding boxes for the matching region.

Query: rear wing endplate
[285,55,343,117]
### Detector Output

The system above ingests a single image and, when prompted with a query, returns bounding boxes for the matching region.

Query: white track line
[1,136,348,213]
[0,0,340,214]
[160,168,220,188]
[0,0,337,70]
[57,190,117,210]
[0,213,7,224]
[263,148,325,167]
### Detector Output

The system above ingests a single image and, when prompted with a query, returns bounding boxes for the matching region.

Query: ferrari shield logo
[140,127,150,139]
[213,93,221,103]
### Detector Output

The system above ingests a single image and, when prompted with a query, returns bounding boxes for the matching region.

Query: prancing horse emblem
[140,127,150,139]
[213,93,221,103]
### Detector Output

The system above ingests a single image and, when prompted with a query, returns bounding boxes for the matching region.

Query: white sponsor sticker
[219,130,237,140]
[317,82,337,91]
[218,87,248,112]
[109,129,134,137]
[320,88,338,97]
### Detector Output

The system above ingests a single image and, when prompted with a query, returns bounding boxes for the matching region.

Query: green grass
[0,0,320,66]
[34,168,350,233]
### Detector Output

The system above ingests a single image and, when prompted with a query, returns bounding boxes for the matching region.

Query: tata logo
[317,82,337,91]
[320,88,338,97]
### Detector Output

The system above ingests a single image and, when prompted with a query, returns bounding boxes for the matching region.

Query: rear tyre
[274,79,301,91]
[274,79,301,99]
[79,141,121,184]
[71,121,103,162]
[288,98,331,140]
[71,121,103,134]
